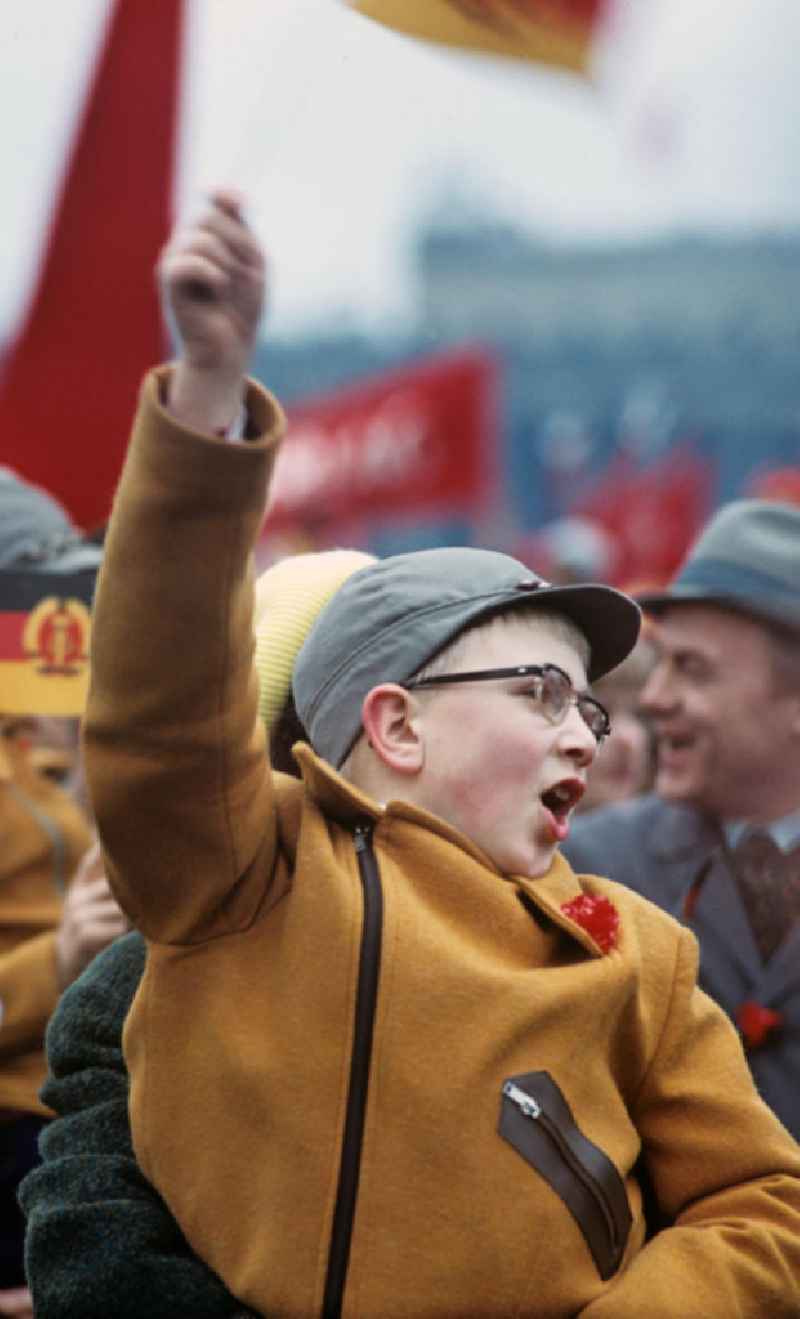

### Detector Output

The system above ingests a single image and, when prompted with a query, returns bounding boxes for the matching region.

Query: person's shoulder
[562,795,664,879]
[46,930,146,1057]
[574,793,674,836]
[69,927,146,996]
[567,794,710,859]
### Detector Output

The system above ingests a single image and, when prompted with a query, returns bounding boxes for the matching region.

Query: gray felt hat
[293,546,641,767]
[637,499,800,632]
[0,466,102,575]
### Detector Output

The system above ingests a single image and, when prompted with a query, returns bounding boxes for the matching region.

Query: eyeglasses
[403,663,611,744]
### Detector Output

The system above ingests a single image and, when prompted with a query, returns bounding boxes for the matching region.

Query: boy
[82,194,800,1318]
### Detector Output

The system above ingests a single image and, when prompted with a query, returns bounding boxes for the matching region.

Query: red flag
[575,444,713,587]
[746,466,800,507]
[0,0,184,531]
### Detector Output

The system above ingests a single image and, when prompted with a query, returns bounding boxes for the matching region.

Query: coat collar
[293,742,601,959]
[514,854,606,959]
[294,741,383,826]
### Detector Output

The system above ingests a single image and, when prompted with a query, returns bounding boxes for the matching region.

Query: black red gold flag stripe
[348,0,608,74]
[0,571,96,715]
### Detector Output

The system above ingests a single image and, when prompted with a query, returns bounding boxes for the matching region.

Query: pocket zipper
[502,1081,541,1120]
[502,1080,619,1255]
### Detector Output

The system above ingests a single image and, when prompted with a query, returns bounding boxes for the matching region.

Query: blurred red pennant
[0,0,184,532]
[575,444,714,588]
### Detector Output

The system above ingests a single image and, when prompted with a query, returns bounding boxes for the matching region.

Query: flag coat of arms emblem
[0,572,95,715]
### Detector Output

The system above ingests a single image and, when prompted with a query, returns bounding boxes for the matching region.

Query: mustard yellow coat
[85,371,800,1319]
[0,725,90,1114]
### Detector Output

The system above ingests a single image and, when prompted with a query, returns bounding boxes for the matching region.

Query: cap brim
[535,582,642,680]
[46,542,103,574]
[635,583,800,632]
[0,563,99,612]
[474,581,641,682]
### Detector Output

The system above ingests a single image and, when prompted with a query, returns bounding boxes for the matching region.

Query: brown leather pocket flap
[499,1070,631,1280]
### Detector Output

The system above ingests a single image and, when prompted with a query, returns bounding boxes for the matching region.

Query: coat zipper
[322,823,383,1319]
[503,1081,619,1256]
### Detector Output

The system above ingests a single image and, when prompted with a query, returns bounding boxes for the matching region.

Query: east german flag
[0,570,97,716]
[347,0,608,74]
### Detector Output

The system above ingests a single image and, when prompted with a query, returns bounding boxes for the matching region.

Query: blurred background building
[2,0,799,589]
[252,215,800,575]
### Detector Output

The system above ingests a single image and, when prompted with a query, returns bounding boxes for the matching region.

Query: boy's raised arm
[84,195,286,944]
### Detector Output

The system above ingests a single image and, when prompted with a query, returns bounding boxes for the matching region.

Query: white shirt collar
[724,809,800,853]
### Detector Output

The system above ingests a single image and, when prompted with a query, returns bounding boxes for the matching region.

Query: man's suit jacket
[563,795,800,1141]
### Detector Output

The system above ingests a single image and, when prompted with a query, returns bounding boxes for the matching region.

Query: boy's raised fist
[159,190,266,431]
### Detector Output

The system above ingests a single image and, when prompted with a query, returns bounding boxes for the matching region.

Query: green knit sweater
[19,932,256,1318]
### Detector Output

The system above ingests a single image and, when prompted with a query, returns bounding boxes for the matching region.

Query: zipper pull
[503,1081,541,1120]
[354,822,373,853]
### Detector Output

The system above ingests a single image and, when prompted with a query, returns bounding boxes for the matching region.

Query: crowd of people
[564,497,800,1140]
[0,474,129,1318]
[1,193,799,1317]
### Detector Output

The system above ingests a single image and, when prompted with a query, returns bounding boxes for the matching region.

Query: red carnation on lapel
[560,894,619,953]
[736,1001,784,1051]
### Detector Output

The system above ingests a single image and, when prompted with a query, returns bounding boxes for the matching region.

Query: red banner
[0,0,183,532]
[264,348,499,538]
[574,444,713,588]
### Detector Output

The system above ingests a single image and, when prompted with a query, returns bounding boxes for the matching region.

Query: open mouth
[540,779,585,840]
[658,732,696,763]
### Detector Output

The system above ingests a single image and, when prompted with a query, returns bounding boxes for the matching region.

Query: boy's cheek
[451,759,538,835]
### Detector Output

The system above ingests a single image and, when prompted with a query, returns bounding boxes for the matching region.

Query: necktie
[731,831,800,963]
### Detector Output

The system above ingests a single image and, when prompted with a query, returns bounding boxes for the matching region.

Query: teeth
[552,785,572,803]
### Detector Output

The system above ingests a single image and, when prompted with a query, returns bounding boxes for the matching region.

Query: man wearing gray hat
[564,498,800,1139]
[21,195,800,1319]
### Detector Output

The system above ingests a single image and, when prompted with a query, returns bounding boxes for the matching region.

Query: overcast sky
[3,0,800,337]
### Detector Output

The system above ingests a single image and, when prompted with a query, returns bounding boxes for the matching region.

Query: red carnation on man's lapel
[736,1001,784,1051]
[560,894,619,954]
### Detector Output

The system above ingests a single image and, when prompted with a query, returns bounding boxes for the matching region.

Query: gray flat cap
[293,546,641,767]
[0,466,101,575]
[637,499,800,631]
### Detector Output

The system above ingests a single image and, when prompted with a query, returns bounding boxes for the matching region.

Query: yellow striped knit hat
[253,548,376,732]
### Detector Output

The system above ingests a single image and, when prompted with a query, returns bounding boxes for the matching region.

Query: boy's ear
[360,684,424,775]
